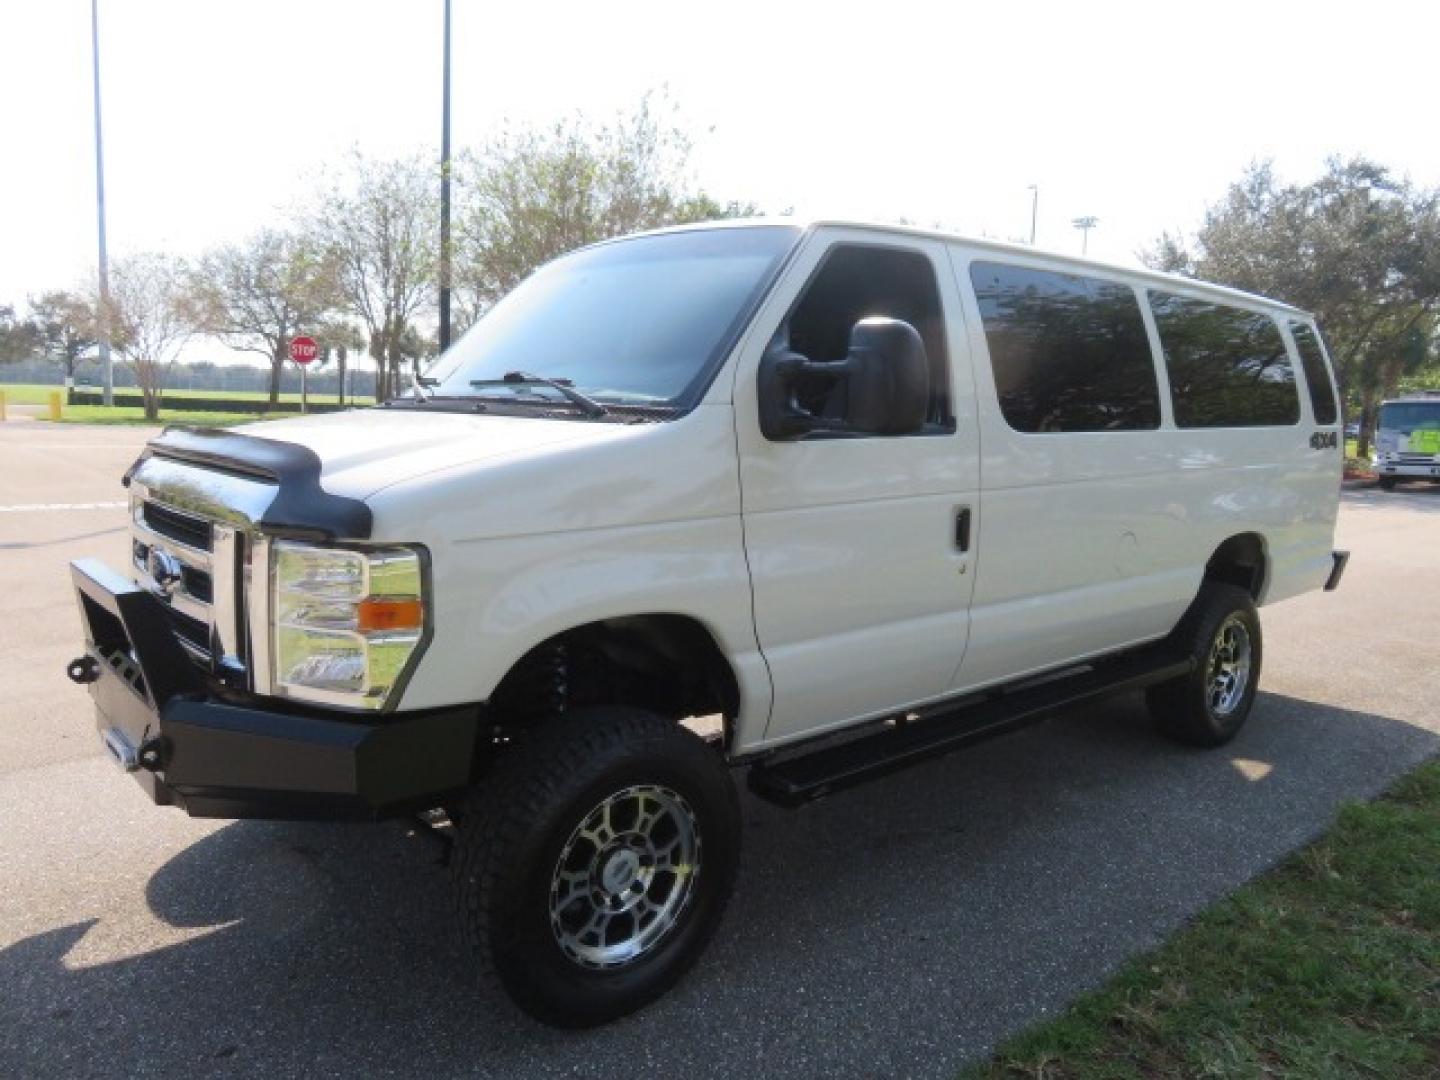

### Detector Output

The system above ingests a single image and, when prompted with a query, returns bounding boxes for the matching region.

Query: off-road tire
[451,707,740,1028]
[1146,583,1262,748]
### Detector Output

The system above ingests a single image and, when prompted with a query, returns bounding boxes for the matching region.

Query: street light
[89,0,113,405]
[1027,184,1038,245]
[1072,215,1099,256]
[438,0,453,354]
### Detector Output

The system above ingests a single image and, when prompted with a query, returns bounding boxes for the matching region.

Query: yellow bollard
[48,389,63,422]
[0,390,7,421]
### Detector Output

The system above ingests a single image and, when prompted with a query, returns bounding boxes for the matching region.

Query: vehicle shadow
[2,693,1436,1080]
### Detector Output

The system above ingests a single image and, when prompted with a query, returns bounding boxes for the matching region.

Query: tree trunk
[387,335,403,401]
[268,342,284,405]
[369,327,387,401]
[1358,384,1378,460]
[337,346,348,406]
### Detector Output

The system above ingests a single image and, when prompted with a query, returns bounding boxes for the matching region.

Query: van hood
[230,407,645,500]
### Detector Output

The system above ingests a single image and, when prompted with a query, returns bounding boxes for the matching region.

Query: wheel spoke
[634,796,662,836]
[552,869,589,912]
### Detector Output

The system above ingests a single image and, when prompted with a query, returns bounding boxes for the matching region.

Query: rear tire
[451,707,740,1028]
[1379,477,1397,491]
[1146,583,1262,747]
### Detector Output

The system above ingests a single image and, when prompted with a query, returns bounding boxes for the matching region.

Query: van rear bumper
[1324,550,1349,592]
[69,558,478,820]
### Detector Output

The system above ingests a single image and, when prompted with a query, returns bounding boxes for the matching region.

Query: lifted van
[68,220,1347,1027]
[1373,392,1440,489]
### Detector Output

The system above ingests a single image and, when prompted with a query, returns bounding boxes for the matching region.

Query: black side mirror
[759,317,930,440]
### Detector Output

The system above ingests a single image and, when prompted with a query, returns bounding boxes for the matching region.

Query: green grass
[55,405,303,427]
[965,758,1440,1079]
[0,383,68,405]
[0,382,373,406]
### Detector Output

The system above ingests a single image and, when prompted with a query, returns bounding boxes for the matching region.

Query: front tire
[1147,583,1262,747]
[451,707,740,1028]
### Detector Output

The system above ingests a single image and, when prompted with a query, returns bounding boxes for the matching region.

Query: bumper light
[272,543,427,710]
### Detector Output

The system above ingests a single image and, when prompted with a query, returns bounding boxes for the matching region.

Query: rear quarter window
[969,261,1160,433]
[1289,322,1339,425]
[1148,293,1299,428]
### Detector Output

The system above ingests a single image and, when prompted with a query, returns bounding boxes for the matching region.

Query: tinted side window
[969,262,1159,433]
[1290,322,1339,425]
[1149,293,1299,427]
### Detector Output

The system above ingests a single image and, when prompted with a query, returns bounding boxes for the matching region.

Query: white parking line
[0,501,128,513]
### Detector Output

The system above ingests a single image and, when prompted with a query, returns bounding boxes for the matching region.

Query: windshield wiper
[468,371,609,418]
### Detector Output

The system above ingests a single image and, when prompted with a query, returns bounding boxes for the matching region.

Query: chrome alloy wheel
[1206,614,1252,717]
[548,784,701,969]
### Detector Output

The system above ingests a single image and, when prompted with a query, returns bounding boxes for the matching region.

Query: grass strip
[52,406,303,427]
[966,758,1440,1079]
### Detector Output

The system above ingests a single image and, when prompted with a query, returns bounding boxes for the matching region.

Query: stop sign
[289,336,319,366]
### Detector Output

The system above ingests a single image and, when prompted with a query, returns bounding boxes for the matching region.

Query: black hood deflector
[126,427,373,540]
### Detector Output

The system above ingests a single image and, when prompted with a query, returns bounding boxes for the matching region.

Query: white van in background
[1374,392,1440,489]
[68,220,1347,1026]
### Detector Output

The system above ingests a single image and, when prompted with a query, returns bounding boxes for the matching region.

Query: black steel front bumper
[69,558,478,820]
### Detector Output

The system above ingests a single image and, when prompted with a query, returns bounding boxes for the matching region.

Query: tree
[191,229,341,404]
[313,152,437,402]
[101,253,195,420]
[28,290,97,378]
[0,305,40,363]
[453,94,758,328]
[1142,158,1440,456]
[315,319,366,404]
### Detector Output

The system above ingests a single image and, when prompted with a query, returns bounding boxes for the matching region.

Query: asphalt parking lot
[2,417,1439,1079]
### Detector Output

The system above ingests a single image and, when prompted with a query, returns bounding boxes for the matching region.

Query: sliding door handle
[955,507,972,552]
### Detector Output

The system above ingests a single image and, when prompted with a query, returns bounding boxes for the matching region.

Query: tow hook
[101,729,166,773]
[66,655,100,684]
[137,738,164,772]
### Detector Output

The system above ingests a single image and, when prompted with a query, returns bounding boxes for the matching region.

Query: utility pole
[1072,215,1099,256]
[90,0,114,405]
[437,0,453,354]
[1027,184,1038,245]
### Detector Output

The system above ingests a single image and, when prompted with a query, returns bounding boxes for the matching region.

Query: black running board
[747,647,1193,807]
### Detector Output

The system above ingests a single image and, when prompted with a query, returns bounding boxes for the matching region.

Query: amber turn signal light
[355,598,424,633]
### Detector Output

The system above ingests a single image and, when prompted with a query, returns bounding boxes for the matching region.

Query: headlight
[271,542,428,710]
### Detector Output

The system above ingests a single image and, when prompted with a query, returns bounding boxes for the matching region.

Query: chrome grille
[130,495,247,680]
[142,501,213,551]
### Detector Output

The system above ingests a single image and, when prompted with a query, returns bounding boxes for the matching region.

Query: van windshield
[428,227,798,411]
[1379,401,1440,431]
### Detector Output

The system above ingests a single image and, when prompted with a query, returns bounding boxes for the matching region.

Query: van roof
[615,217,1314,319]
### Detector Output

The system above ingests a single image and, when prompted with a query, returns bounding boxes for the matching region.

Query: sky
[2,0,1438,355]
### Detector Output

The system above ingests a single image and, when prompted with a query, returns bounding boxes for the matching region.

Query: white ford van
[68,220,1347,1026]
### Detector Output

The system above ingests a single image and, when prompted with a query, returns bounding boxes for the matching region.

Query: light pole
[1027,184,1038,245]
[437,0,453,354]
[1072,215,1099,256]
[90,0,113,405]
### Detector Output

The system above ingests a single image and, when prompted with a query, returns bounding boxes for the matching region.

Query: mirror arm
[759,348,858,440]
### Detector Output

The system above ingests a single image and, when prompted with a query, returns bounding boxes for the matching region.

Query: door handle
[955,507,971,553]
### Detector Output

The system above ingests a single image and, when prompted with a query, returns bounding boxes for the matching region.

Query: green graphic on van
[1409,428,1440,454]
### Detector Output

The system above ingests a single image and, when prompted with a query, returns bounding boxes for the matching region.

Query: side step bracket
[747,647,1192,807]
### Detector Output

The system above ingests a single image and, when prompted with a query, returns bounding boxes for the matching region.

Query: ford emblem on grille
[147,548,184,596]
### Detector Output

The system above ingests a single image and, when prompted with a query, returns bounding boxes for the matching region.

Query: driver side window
[781,244,953,433]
